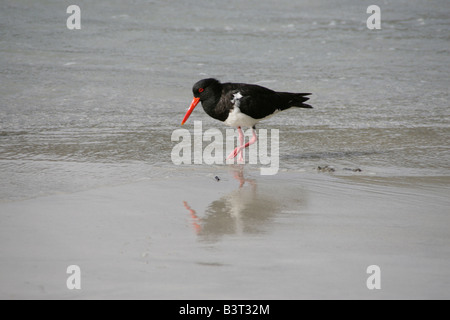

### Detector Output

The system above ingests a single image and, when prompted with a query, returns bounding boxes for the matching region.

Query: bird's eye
[198,88,204,93]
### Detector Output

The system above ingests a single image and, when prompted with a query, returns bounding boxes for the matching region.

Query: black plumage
[191,78,312,124]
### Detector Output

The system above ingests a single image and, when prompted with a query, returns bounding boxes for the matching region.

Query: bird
[181,78,312,161]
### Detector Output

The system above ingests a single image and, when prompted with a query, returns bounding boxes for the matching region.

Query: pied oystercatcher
[181,78,312,161]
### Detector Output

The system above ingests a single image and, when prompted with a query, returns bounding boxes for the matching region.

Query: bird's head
[181,78,221,125]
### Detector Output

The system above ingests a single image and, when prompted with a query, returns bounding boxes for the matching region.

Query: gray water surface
[1,0,449,200]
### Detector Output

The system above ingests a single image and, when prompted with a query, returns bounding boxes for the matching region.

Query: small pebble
[343,168,362,172]
[317,165,335,173]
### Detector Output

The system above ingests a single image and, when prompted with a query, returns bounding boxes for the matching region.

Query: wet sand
[0,166,449,299]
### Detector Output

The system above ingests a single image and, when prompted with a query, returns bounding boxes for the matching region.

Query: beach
[1,0,449,299]
[1,166,449,299]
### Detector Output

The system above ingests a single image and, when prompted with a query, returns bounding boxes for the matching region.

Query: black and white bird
[181,78,312,161]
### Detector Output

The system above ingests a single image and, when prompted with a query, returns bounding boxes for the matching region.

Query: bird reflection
[183,166,304,242]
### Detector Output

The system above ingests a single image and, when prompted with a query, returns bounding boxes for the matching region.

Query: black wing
[222,83,287,119]
[222,82,311,120]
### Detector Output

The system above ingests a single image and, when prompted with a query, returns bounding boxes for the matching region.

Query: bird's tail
[280,92,312,109]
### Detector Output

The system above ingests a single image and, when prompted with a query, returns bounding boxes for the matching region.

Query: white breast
[224,106,259,128]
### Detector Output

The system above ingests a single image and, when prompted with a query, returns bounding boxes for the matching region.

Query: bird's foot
[227,147,245,163]
[227,147,242,160]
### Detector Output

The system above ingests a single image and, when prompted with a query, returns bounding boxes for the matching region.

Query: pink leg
[244,128,257,148]
[227,127,244,160]
[237,127,244,162]
[227,127,258,161]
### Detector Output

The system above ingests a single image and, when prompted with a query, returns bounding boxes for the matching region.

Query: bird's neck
[202,94,219,111]
[201,85,224,121]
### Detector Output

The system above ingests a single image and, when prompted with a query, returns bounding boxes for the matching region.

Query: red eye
[198,88,204,93]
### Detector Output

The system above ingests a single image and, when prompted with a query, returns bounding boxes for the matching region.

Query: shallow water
[1,0,449,200]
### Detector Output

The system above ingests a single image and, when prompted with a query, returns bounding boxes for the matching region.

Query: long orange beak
[181,97,200,125]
